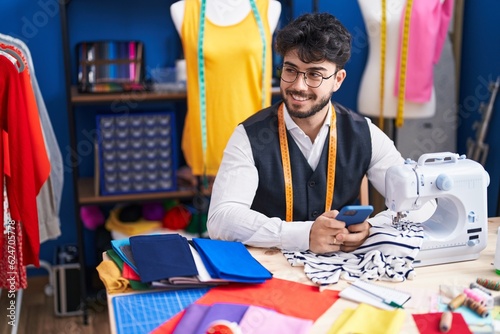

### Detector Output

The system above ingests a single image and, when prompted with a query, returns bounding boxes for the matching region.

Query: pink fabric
[239,305,313,334]
[394,0,454,103]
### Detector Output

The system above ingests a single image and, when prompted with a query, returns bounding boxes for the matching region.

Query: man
[207,12,429,254]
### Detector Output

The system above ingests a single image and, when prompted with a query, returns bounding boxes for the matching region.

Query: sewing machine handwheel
[436,174,453,191]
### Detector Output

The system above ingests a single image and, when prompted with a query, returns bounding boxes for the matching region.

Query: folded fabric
[130,234,198,283]
[328,303,405,334]
[239,305,313,334]
[96,260,130,294]
[192,238,272,283]
[122,262,141,281]
[111,238,138,273]
[105,249,149,290]
[283,221,424,284]
[105,207,162,236]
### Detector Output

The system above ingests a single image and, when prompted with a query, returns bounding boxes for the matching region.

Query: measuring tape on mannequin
[197,0,267,178]
[278,104,337,222]
[379,0,413,129]
[378,0,387,130]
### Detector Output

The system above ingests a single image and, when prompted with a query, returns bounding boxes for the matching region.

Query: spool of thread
[439,311,453,333]
[471,288,494,308]
[448,293,466,311]
[463,288,485,304]
[464,297,490,318]
[470,282,493,296]
[476,278,500,291]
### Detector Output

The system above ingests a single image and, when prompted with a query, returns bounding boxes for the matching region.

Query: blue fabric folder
[129,234,198,283]
[192,238,272,283]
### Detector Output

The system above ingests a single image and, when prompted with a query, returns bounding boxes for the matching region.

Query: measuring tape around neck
[197,0,267,177]
[278,104,337,222]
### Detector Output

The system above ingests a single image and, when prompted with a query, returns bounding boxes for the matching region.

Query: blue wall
[0,0,499,268]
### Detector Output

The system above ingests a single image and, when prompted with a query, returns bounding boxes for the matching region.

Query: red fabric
[0,45,50,267]
[412,312,472,334]
[151,278,339,334]
[122,262,141,281]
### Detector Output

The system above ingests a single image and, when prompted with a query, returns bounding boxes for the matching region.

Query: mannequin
[357,0,437,120]
[171,0,281,31]
[170,0,281,179]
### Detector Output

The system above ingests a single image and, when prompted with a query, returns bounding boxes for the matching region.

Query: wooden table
[249,217,500,333]
[107,217,500,333]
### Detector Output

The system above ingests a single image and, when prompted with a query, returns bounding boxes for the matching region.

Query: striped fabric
[282,221,424,285]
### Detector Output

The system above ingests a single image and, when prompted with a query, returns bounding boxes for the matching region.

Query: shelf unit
[58,1,195,324]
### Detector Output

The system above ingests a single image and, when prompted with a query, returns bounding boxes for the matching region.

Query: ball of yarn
[118,203,143,223]
[162,205,191,230]
[142,202,165,221]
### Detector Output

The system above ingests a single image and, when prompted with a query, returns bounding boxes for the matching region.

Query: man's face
[279,50,346,119]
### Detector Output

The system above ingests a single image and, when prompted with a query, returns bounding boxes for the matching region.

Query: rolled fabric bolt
[448,293,466,311]
[439,311,453,333]
[476,278,500,291]
[464,297,490,318]
[470,282,493,296]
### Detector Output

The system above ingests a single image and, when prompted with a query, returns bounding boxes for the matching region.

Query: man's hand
[309,210,371,254]
[309,210,347,254]
[336,220,370,252]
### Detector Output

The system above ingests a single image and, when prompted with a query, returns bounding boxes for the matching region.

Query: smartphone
[336,205,374,226]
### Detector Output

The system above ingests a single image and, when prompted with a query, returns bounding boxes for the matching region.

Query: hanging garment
[0,33,63,243]
[1,183,27,290]
[394,0,454,103]
[180,0,273,176]
[0,45,50,267]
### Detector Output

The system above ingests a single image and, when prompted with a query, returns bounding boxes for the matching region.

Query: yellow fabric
[180,0,273,175]
[327,303,406,334]
[104,208,162,236]
[96,260,131,294]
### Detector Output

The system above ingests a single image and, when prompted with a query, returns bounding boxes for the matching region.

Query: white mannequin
[357,0,436,119]
[171,0,281,33]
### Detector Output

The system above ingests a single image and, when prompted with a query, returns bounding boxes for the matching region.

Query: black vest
[242,101,372,221]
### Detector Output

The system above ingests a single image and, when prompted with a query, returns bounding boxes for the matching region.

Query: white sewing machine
[385,152,490,267]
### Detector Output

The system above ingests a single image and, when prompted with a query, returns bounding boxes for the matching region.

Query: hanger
[0,45,25,73]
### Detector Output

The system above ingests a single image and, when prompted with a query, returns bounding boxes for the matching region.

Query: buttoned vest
[242,101,372,221]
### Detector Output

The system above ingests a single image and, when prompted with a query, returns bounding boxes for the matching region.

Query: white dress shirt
[207,103,435,252]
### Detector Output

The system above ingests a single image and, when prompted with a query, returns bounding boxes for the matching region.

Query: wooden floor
[0,276,110,334]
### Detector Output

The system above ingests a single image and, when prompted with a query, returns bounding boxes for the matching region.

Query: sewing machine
[385,152,490,267]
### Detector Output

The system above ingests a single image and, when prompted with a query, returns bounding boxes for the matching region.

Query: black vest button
[308,181,316,187]
[312,210,319,218]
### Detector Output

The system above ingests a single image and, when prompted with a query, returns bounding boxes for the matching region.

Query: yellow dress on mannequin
[179,0,273,176]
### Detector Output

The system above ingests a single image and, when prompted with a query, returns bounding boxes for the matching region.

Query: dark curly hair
[275,13,352,69]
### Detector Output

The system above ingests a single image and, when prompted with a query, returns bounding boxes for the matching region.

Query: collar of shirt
[283,103,331,170]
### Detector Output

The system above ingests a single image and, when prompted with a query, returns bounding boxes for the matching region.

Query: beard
[282,90,332,119]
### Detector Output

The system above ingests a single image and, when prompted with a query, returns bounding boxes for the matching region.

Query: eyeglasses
[278,65,339,88]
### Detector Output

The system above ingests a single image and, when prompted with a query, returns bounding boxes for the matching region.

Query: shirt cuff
[281,221,314,251]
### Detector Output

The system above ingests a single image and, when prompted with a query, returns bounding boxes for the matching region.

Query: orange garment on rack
[180,0,273,176]
[0,44,50,267]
